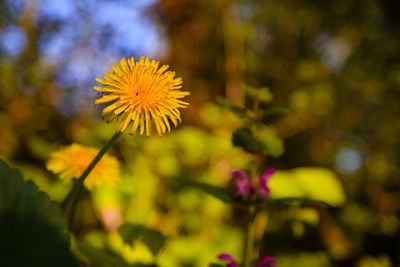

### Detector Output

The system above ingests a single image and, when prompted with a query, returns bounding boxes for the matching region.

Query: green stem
[253,99,260,114]
[244,205,256,267]
[61,132,121,216]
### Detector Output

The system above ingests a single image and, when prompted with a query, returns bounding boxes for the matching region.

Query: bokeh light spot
[335,147,362,174]
[0,25,27,56]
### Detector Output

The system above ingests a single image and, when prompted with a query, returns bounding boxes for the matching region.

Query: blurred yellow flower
[94,56,190,136]
[46,143,120,189]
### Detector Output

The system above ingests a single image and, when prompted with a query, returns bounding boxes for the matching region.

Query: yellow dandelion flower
[46,143,120,189]
[94,56,190,136]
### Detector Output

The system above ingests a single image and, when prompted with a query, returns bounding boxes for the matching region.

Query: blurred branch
[221,0,245,106]
[18,0,39,67]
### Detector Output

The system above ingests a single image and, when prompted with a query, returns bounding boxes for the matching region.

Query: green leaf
[269,167,346,206]
[232,127,267,154]
[118,223,167,255]
[253,125,284,157]
[216,96,246,118]
[260,107,290,124]
[177,179,236,204]
[0,160,78,267]
[208,264,225,267]
[232,127,284,157]
[76,241,157,267]
[246,86,273,103]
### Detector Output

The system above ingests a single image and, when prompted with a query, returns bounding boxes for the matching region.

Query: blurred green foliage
[0,0,400,266]
[269,167,346,206]
[118,223,167,255]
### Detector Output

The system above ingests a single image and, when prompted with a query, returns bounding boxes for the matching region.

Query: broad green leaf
[118,223,166,255]
[0,160,78,267]
[208,264,225,267]
[269,167,346,206]
[246,86,273,103]
[177,179,236,204]
[76,241,157,267]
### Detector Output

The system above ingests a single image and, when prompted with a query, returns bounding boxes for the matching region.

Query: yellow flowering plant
[46,143,120,189]
[60,56,189,227]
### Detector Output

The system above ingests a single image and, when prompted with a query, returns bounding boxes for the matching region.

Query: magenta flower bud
[230,168,275,200]
[263,168,276,176]
[217,253,238,267]
[258,168,275,200]
[256,256,277,267]
[231,170,250,196]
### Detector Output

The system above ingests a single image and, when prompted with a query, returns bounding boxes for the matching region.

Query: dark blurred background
[0,0,399,266]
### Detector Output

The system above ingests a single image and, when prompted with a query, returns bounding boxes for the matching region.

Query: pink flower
[231,170,250,196]
[257,168,275,200]
[230,168,275,201]
[256,256,278,267]
[217,253,277,267]
[218,253,238,267]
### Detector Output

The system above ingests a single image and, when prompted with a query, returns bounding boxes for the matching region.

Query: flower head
[46,143,120,189]
[231,168,275,200]
[94,56,190,136]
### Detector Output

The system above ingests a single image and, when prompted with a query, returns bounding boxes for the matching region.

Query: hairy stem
[244,205,256,267]
[61,132,121,226]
